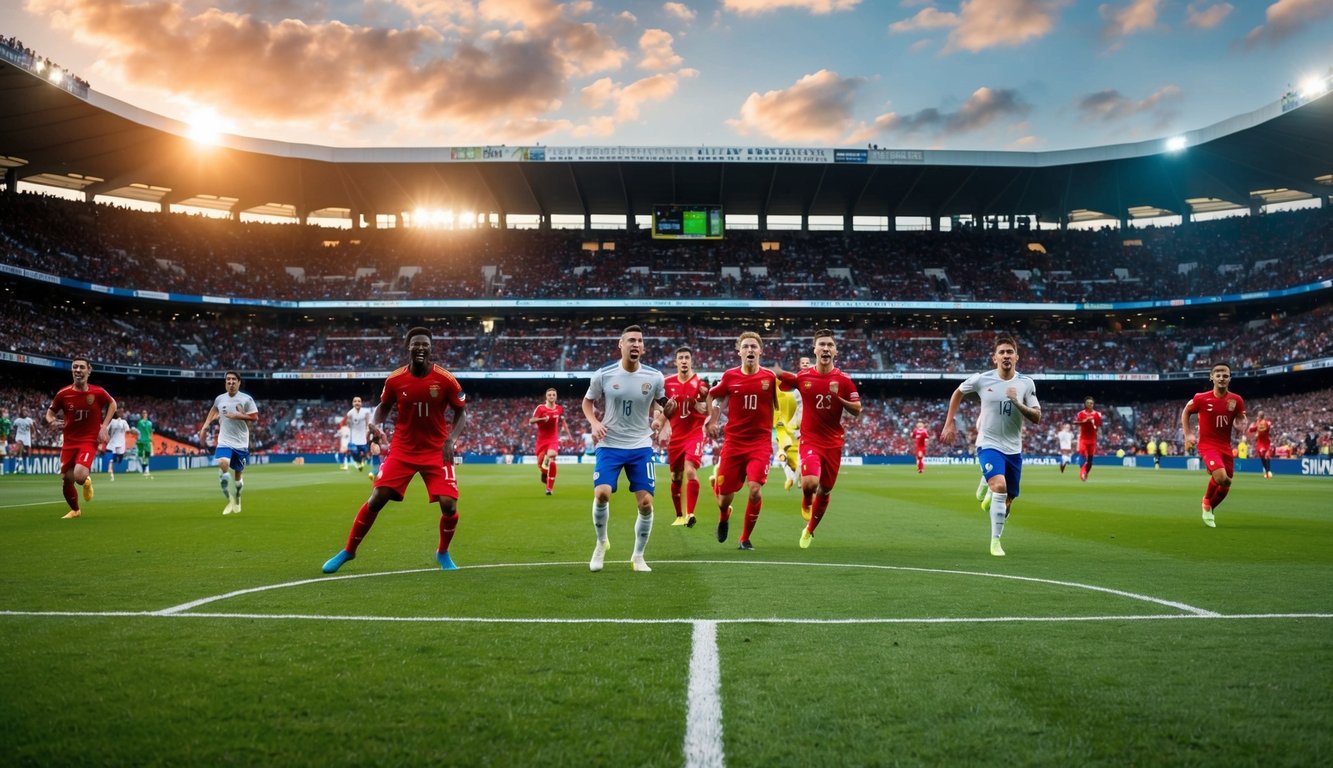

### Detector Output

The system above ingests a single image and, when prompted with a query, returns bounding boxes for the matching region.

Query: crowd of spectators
[3,193,1330,304]
[0,34,90,97]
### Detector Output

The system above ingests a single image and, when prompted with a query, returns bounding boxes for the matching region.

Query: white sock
[990,492,1008,538]
[234,480,244,502]
[633,510,653,557]
[592,501,609,543]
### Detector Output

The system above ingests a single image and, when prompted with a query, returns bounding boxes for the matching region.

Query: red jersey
[710,366,778,452]
[911,427,929,451]
[532,404,564,443]
[49,384,114,447]
[379,364,466,462]
[1249,418,1272,449]
[664,373,708,443]
[783,367,859,451]
[1188,390,1245,450]
[1076,409,1103,443]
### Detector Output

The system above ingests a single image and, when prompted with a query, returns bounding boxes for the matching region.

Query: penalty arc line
[2,611,1332,623]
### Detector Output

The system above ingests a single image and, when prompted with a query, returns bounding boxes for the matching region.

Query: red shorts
[715,443,771,495]
[1078,440,1097,456]
[1255,445,1272,460]
[668,434,706,472]
[1199,446,1235,477]
[800,444,843,490]
[374,453,459,502]
[914,447,926,460]
[60,443,98,472]
[536,439,560,457]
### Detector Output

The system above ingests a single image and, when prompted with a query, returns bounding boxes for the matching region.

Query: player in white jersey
[335,423,352,470]
[582,324,668,573]
[103,414,130,480]
[12,410,36,474]
[1056,423,1075,473]
[344,397,375,473]
[198,371,260,515]
[941,335,1041,557]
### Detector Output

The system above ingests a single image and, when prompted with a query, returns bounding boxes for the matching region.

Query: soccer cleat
[974,478,988,502]
[322,549,355,573]
[672,515,688,526]
[799,528,813,549]
[232,503,241,515]
[436,551,458,570]
[544,489,552,496]
[990,538,1006,557]
[737,540,754,551]
[917,468,923,474]
[82,478,94,502]
[222,501,236,515]
[109,473,115,482]
[1059,463,1066,474]
[1201,502,1216,528]
[686,514,697,528]
[357,462,364,472]
[980,490,992,513]
[1080,466,1088,482]
[716,518,729,543]
[800,504,812,522]
[61,510,81,519]
[784,477,794,491]
[589,541,607,572]
[630,556,652,572]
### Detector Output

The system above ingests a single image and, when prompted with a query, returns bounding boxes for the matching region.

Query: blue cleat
[322,549,354,574]
[436,551,458,570]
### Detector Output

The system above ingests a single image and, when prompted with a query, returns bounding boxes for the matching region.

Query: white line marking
[0,500,65,509]
[684,621,725,768]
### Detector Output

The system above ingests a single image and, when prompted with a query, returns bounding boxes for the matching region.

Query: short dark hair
[813,329,835,341]
[71,356,91,367]
[622,324,643,336]
[1084,396,1094,404]
[406,327,432,346]
[674,345,693,356]
[225,370,240,381]
[994,334,1019,351]
[1211,361,1231,372]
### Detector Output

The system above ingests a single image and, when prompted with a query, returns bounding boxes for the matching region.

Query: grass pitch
[1,462,1330,767]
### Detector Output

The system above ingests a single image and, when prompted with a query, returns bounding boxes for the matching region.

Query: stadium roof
[1,58,1331,225]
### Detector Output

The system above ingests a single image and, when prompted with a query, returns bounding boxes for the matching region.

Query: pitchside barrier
[4,452,1331,477]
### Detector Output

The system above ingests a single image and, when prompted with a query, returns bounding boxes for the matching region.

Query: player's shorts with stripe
[213,446,249,471]
[715,443,772,496]
[374,453,459,502]
[593,446,657,494]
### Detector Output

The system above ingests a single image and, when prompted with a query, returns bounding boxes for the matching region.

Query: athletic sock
[345,502,379,554]
[1211,483,1231,510]
[633,510,652,557]
[438,511,459,553]
[234,480,243,502]
[990,492,1008,538]
[219,472,230,499]
[671,479,683,515]
[741,497,761,541]
[592,501,609,542]
[546,462,557,492]
[686,478,700,516]
[1204,478,1219,507]
[62,480,79,512]
[809,494,831,533]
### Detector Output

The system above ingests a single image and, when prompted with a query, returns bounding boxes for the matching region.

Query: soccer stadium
[2,13,1332,768]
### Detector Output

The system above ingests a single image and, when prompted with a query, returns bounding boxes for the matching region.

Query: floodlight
[1299,76,1328,100]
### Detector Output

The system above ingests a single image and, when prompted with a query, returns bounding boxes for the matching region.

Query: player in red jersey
[43,357,117,519]
[911,420,930,474]
[1181,362,1247,528]
[323,327,468,572]
[706,331,778,550]
[656,346,709,527]
[779,330,861,549]
[1247,409,1274,478]
[1075,396,1103,481]
[529,387,573,495]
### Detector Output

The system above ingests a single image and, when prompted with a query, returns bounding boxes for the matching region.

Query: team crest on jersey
[761,380,770,391]
[85,394,95,405]
[429,384,440,399]
[803,381,813,390]
[984,462,994,472]
[1227,400,1236,412]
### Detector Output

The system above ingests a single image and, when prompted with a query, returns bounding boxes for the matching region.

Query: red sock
[438,511,459,553]
[740,497,761,542]
[1212,482,1231,510]
[671,479,683,515]
[62,480,79,512]
[1204,479,1218,507]
[546,462,557,492]
[686,479,700,516]
[802,489,814,509]
[916,457,924,471]
[345,502,379,553]
[808,494,831,533]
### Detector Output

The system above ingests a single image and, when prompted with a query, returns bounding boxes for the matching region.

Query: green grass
[1,462,1331,767]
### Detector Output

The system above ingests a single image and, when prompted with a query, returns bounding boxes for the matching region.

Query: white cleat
[630,556,652,572]
[222,501,235,515]
[990,538,1006,557]
[589,541,607,572]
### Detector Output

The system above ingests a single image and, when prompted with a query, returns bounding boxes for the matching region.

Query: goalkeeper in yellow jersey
[773,355,810,497]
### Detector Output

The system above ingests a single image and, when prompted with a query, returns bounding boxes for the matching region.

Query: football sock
[1211,482,1231,510]
[809,494,831,533]
[802,489,814,509]
[1084,454,1094,474]
[62,479,79,512]
[633,509,652,557]
[346,502,379,554]
[438,511,459,553]
[234,480,243,501]
[917,457,924,471]
[1204,478,1219,507]
[546,462,557,492]
[671,479,683,515]
[990,492,1009,538]
[592,500,609,542]
[741,498,761,542]
[686,478,700,516]
[219,471,230,499]
[719,502,732,522]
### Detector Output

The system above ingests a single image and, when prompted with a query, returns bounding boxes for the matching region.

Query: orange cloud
[944,0,1069,53]
[639,29,683,70]
[663,2,697,21]
[726,69,872,143]
[1185,2,1233,29]
[722,0,861,15]
[1244,0,1333,47]
[889,7,961,33]
[1099,0,1162,47]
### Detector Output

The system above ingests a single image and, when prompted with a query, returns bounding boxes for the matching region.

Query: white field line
[0,500,66,509]
[684,621,725,768]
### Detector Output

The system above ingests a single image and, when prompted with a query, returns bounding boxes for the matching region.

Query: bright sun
[185,109,228,146]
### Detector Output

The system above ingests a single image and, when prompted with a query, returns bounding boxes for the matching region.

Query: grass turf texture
[1,463,1330,766]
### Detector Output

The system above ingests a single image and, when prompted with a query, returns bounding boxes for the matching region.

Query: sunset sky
[6,0,1333,152]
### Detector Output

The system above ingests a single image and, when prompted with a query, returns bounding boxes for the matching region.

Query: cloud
[1075,85,1182,127]
[1099,0,1162,47]
[663,2,697,21]
[880,86,1033,136]
[1185,2,1232,29]
[888,6,960,32]
[942,0,1070,53]
[721,0,861,15]
[579,69,698,127]
[726,70,873,142]
[1244,0,1333,47]
[639,28,683,70]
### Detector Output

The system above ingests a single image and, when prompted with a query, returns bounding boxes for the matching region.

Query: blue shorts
[214,446,249,472]
[350,442,369,457]
[593,446,657,494]
[978,448,1022,499]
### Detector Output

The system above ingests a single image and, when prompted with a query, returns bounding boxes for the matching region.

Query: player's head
[735,331,762,365]
[992,335,1019,369]
[812,329,836,365]
[916,420,926,429]
[619,325,645,364]
[140,409,148,419]
[70,357,92,385]
[406,327,432,365]
[798,356,812,370]
[545,387,558,404]
[1084,396,1094,409]
[1256,408,1265,419]
[352,396,363,409]
[224,370,241,395]
[1209,362,1231,391]
[674,346,694,373]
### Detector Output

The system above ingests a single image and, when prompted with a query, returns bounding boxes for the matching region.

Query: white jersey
[13,416,34,444]
[212,391,259,450]
[584,361,665,450]
[106,417,130,451]
[1057,428,1074,451]
[957,369,1039,455]
[345,407,372,444]
[336,424,351,451]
